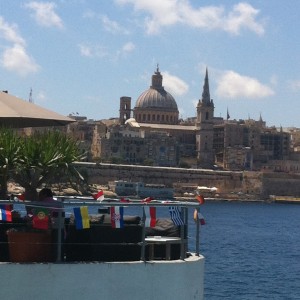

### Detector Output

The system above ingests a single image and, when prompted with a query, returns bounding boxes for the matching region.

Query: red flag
[142,197,153,203]
[32,208,49,230]
[92,190,104,201]
[17,194,25,201]
[144,206,156,227]
[196,194,205,205]
[120,198,130,203]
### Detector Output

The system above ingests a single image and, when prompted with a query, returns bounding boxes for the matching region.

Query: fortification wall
[75,162,244,194]
[261,172,300,197]
[74,162,300,198]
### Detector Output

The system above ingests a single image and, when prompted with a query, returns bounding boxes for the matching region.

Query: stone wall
[75,162,244,194]
[74,162,300,198]
[261,172,300,197]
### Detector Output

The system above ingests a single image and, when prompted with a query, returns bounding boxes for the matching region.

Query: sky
[1,0,300,127]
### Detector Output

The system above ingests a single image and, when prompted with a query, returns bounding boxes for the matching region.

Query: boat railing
[0,197,203,263]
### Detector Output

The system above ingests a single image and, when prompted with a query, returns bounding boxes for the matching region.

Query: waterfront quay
[74,162,300,201]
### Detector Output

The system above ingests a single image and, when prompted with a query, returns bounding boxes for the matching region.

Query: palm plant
[12,130,86,201]
[0,128,23,199]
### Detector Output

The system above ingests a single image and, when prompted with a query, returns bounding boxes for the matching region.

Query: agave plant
[12,130,86,201]
[0,128,23,199]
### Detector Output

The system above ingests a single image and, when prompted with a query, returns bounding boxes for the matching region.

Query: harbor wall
[75,162,300,198]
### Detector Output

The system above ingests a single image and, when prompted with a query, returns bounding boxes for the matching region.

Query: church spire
[201,68,211,105]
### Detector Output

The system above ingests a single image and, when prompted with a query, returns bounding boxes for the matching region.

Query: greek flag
[169,206,184,225]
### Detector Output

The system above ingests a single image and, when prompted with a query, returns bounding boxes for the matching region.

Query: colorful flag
[73,206,90,230]
[110,206,124,228]
[32,208,49,230]
[0,208,12,222]
[196,194,205,205]
[169,206,184,225]
[92,190,104,201]
[193,209,205,225]
[144,206,156,227]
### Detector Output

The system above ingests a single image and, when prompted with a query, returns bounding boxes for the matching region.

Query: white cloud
[216,70,274,99]
[122,42,135,52]
[83,11,129,34]
[1,44,40,76]
[25,1,64,29]
[78,43,108,58]
[0,17,40,76]
[0,17,26,45]
[288,80,300,92]
[101,15,129,34]
[162,71,189,96]
[116,0,265,35]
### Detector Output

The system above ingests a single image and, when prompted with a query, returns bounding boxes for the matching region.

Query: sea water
[192,201,300,300]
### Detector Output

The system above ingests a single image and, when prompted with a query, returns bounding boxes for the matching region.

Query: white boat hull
[0,254,204,300]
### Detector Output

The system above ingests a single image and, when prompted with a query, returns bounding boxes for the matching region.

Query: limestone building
[89,67,292,171]
[105,67,212,167]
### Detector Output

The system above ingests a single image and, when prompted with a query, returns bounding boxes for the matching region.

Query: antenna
[29,88,33,103]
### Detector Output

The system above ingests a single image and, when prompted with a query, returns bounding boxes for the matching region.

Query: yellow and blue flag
[73,206,90,230]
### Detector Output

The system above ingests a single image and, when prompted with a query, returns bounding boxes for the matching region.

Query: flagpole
[180,207,185,260]
[56,210,63,262]
[141,208,146,261]
[196,207,200,256]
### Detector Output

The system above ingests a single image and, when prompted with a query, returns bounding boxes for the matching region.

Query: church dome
[133,67,179,124]
[135,88,178,111]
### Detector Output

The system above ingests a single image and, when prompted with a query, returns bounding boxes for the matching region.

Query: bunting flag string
[169,206,184,225]
[144,206,156,227]
[73,206,90,230]
[110,206,124,228]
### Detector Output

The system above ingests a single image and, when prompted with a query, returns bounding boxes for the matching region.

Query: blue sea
[190,201,300,300]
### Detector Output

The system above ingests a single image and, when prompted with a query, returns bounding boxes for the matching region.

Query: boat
[0,197,205,299]
[113,180,174,199]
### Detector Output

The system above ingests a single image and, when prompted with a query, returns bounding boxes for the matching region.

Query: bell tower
[119,96,131,125]
[196,68,215,168]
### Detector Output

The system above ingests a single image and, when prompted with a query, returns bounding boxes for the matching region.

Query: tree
[0,128,23,199]
[12,130,85,201]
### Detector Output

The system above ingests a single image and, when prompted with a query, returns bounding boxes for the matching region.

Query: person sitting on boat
[38,188,64,228]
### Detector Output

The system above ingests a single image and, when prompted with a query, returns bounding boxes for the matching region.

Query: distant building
[66,67,296,172]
